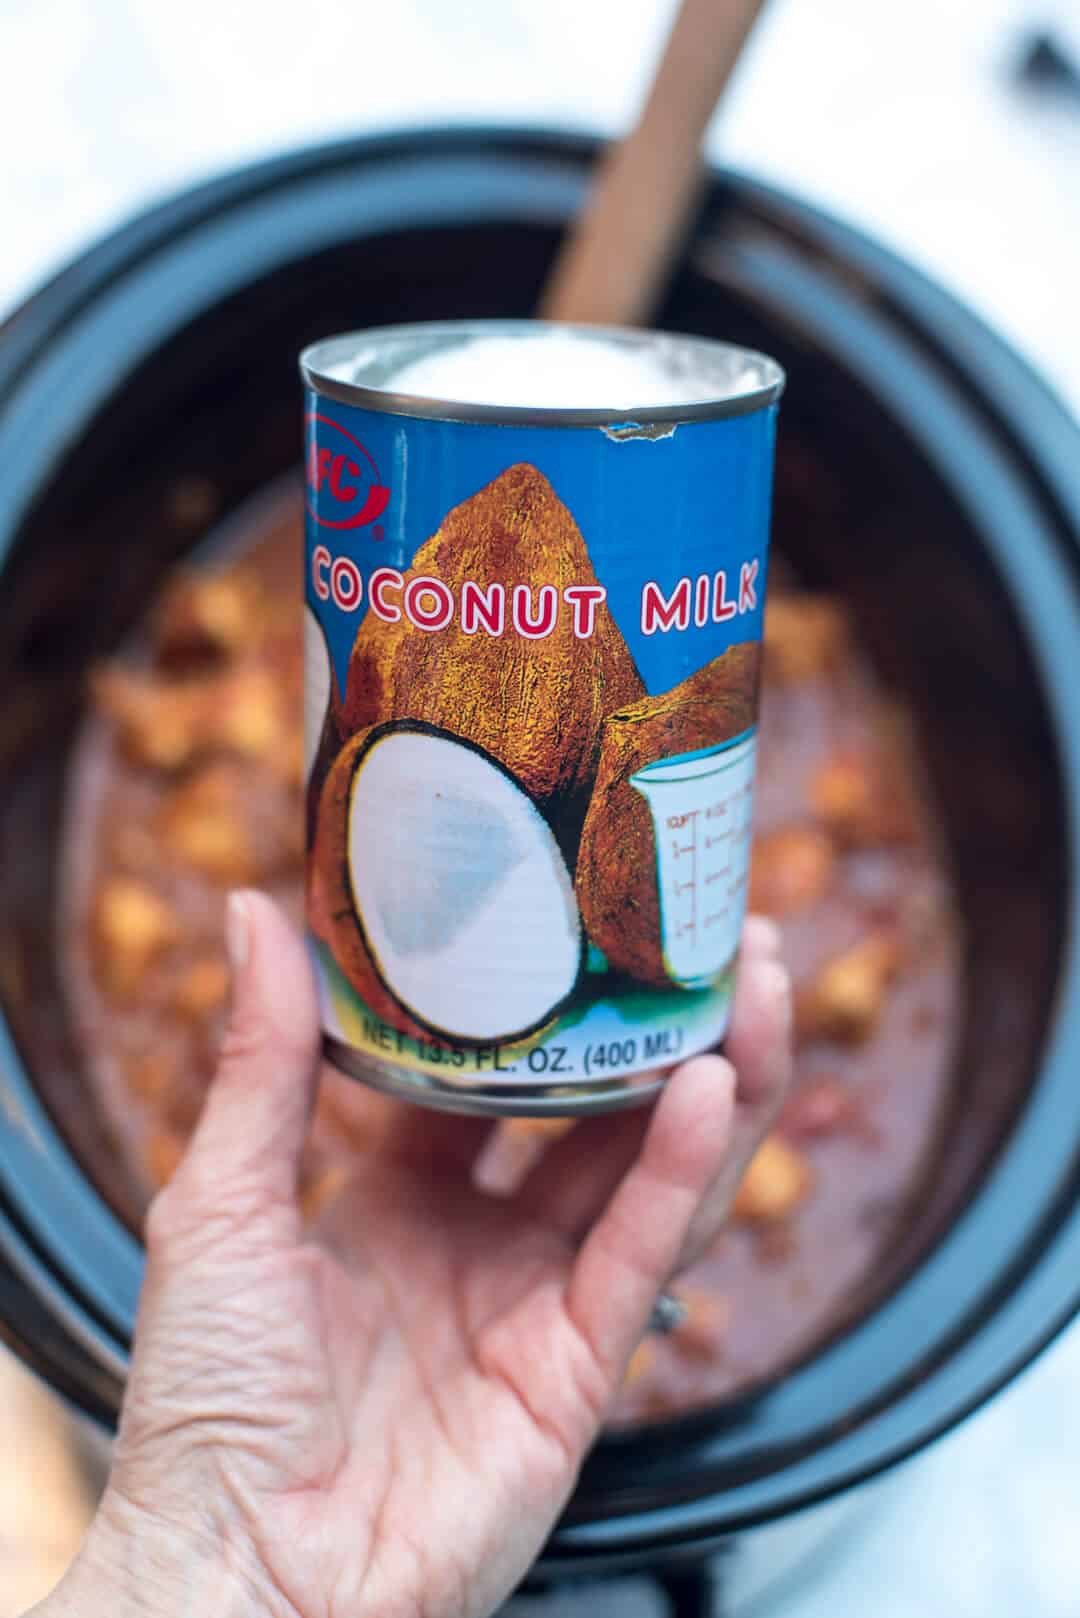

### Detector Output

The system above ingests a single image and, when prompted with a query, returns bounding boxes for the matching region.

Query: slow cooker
[1,128,1078,1598]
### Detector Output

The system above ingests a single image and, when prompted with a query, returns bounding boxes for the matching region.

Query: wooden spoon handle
[540,0,767,327]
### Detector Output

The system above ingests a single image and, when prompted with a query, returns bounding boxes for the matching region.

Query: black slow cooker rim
[3,123,1077,559]
[0,128,1078,1557]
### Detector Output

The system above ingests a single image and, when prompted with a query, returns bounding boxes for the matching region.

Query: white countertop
[2,2,1079,1613]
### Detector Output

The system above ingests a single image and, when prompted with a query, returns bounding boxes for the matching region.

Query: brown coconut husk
[576,642,761,985]
[305,699,344,851]
[341,463,644,845]
[308,726,431,1043]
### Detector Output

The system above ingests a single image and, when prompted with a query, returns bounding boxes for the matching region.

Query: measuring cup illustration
[630,729,757,988]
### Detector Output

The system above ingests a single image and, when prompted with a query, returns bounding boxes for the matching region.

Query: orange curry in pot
[62,495,958,1424]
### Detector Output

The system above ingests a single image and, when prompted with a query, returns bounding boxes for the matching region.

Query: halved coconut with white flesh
[304,604,332,786]
[314,720,583,1045]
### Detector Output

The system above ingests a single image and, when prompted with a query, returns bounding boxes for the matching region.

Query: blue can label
[305,394,777,1088]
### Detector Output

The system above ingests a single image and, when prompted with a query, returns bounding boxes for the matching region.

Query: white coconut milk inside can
[300,321,784,1116]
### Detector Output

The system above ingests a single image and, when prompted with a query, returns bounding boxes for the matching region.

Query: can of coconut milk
[301,321,783,1115]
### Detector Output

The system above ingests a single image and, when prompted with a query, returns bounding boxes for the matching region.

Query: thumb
[165,890,321,1232]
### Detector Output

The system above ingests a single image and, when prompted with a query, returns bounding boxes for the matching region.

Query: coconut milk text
[310,551,760,641]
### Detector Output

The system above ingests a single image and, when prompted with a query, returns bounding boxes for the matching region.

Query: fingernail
[225,891,252,974]
[744,916,782,957]
[762,958,794,1038]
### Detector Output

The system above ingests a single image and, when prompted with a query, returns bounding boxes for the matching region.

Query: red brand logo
[305,413,391,531]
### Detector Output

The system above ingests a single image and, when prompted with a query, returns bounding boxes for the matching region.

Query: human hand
[42,895,790,1618]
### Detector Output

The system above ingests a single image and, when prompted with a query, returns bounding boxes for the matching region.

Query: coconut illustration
[341,463,645,846]
[311,719,585,1045]
[576,642,762,987]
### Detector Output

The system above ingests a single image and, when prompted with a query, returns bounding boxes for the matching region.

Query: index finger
[488,917,787,1241]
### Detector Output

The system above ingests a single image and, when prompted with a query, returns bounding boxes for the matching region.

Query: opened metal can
[301,321,783,1115]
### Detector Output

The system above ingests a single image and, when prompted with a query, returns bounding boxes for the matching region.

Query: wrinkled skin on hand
[41,899,790,1618]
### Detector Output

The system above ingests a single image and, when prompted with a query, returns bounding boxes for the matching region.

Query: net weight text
[584,1026,684,1076]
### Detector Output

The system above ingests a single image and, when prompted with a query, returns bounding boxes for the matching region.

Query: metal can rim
[299,319,785,426]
